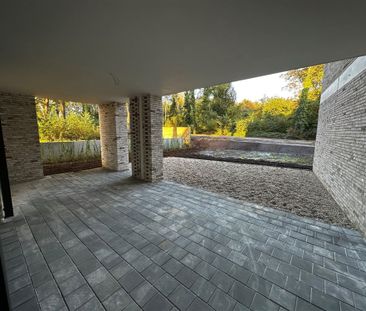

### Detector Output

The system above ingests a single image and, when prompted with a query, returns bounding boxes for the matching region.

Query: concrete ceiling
[1,0,366,103]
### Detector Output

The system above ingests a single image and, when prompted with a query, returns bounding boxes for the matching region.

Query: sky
[232,71,295,102]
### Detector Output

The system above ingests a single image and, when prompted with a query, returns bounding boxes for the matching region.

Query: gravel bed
[163,157,355,229]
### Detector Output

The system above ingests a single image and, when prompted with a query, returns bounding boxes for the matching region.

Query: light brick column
[98,102,129,171]
[0,92,43,183]
[130,95,163,182]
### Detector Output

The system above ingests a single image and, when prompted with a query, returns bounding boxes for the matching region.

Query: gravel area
[163,157,355,229]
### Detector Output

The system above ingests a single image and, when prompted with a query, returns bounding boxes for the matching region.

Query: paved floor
[1,169,366,311]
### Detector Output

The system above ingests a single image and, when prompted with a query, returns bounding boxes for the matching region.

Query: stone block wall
[0,92,43,183]
[98,102,129,171]
[130,95,163,182]
[314,57,366,233]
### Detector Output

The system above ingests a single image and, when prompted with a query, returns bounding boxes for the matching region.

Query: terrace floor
[1,169,366,311]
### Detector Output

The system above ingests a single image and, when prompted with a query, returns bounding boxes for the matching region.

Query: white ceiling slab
[1,0,366,103]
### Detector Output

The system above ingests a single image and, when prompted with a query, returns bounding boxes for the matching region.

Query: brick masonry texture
[321,58,356,90]
[1,169,365,310]
[0,92,43,183]
[314,58,366,234]
[130,95,163,182]
[99,102,129,171]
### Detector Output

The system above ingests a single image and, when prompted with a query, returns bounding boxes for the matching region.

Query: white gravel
[163,157,355,229]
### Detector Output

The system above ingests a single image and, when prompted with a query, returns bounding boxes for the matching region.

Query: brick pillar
[130,95,163,182]
[98,102,129,171]
[0,92,43,183]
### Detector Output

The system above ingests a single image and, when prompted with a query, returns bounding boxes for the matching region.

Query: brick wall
[130,95,163,182]
[0,92,43,183]
[314,57,366,233]
[98,102,129,171]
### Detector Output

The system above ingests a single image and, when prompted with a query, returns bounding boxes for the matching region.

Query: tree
[183,91,195,129]
[282,64,324,101]
[282,64,324,139]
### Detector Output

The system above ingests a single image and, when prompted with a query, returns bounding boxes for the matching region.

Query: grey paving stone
[65,284,94,310]
[354,292,366,310]
[313,264,337,283]
[141,243,161,257]
[124,301,142,311]
[7,263,28,281]
[212,256,233,274]
[13,298,40,311]
[263,268,286,288]
[35,280,60,302]
[241,260,266,276]
[77,297,105,311]
[155,273,180,296]
[175,236,191,248]
[295,298,323,311]
[93,276,120,301]
[311,288,340,311]
[250,293,280,311]
[4,170,366,311]
[285,277,311,301]
[209,288,237,311]
[39,293,66,311]
[86,267,110,287]
[191,277,216,302]
[258,253,281,271]
[169,246,188,260]
[162,258,184,276]
[6,255,26,269]
[229,281,255,308]
[269,284,296,311]
[278,262,300,279]
[194,261,217,280]
[101,252,123,269]
[142,263,165,283]
[176,266,200,288]
[131,255,152,272]
[247,274,272,297]
[181,253,201,269]
[118,269,144,292]
[325,281,354,305]
[53,265,79,284]
[8,273,31,294]
[187,297,214,311]
[110,260,133,279]
[59,273,86,296]
[291,255,313,273]
[169,285,196,310]
[337,273,366,296]
[77,258,102,276]
[9,285,35,309]
[130,281,158,307]
[299,270,324,291]
[228,265,252,284]
[143,293,172,311]
[228,251,247,266]
[151,251,172,266]
[211,270,235,293]
[48,256,73,273]
[31,269,53,288]
[103,288,132,311]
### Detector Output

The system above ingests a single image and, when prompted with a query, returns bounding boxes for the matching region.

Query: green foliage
[287,89,320,139]
[244,97,297,138]
[164,64,324,140]
[36,98,100,142]
[183,91,195,128]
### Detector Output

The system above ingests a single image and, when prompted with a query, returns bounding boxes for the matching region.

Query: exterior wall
[314,57,366,233]
[99,102,129,171]
[130,95,163,182]
[0,92,43,183]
